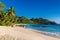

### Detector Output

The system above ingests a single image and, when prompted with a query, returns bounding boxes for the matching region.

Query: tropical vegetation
[0,2,56,26]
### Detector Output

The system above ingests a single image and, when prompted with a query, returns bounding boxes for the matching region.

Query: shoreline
[0,26,60,40]
[26,28,60,39]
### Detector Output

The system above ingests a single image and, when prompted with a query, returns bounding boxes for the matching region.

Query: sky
[0,0,60,24]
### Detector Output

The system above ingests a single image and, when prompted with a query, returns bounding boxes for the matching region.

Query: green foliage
[30,18,56,24]
[17,16,34,24]
[0,2,5,10]
[0,21,6,26]
[0,2,16,26]
[7,6,15,17]
[0,2,56,26]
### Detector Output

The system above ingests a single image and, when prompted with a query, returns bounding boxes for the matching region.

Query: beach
[0,26,60,40]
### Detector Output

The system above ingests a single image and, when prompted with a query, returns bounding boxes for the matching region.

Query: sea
[25,24,60,38]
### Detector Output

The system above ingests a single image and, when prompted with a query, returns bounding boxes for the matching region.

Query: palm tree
[0,2,5,21]
[7,6,15,17]
[0,2,5,11]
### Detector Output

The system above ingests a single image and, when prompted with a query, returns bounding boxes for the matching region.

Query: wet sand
[0,26,60,40]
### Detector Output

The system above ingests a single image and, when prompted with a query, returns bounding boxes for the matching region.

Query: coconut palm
[0,2,5,11]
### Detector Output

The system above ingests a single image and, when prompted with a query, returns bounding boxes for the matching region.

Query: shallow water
[25,24,60,37]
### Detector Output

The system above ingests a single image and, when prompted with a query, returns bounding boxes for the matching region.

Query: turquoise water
[25,24,60,37]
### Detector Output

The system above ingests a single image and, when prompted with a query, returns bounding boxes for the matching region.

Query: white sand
[0,26,60,40]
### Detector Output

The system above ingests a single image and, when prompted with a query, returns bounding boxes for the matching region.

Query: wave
[34,30,60,38]
[25,24,60,38]
[26,28,60,38]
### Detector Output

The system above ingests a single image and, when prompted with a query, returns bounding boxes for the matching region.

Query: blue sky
[0,0,60,24]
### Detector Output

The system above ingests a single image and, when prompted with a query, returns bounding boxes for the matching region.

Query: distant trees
[17,17,56,24]
[30,18,56,24]
[17,16,34,24]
